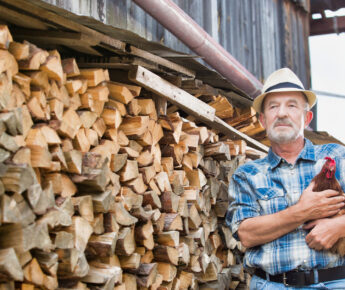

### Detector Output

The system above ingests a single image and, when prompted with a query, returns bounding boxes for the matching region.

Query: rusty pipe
[132,0,263,98]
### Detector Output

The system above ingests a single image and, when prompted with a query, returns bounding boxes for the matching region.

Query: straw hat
[253,68,317,113]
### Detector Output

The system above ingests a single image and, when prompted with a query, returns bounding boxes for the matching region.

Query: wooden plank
[128,66,215,123]
[0,4,49,30]
[129,46,195,78]
[78,63,134,70]
[208,117,269,152]
[11,28,99,47]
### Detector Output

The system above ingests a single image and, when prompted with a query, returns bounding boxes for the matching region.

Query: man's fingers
[305,234,322,251]
[305,234,314,247]
[306,182,315,191]
[323,189,343,198]
[322,210,340,218]
[326,197,345,206]
[303,221,317,229]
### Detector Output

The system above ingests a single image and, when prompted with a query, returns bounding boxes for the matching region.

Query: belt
[255,265,345,286]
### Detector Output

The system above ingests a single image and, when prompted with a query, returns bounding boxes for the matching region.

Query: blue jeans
[250,275,345,289]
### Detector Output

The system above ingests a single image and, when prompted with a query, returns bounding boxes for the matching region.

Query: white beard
[266,117,304,144]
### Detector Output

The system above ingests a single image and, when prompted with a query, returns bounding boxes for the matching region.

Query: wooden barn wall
[39,0,311,88]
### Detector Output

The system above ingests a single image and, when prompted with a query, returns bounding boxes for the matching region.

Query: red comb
[325,156,336,165]
[324,157,336,178]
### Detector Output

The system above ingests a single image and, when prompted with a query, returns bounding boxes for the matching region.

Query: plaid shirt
[226,139,345,275]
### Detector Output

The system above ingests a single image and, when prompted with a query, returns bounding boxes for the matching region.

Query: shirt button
[264,195,268,199]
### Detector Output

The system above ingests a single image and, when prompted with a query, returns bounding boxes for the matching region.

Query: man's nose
[277,105,288,117]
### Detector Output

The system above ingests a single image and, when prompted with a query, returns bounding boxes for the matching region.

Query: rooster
[311,157,345,255]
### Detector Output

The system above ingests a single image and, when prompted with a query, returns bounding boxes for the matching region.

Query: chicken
[311,156,345,255]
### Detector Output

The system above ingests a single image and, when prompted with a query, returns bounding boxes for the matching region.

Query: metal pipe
[132,0,263,98]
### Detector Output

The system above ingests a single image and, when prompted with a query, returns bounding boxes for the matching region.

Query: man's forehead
[264,91,307,104]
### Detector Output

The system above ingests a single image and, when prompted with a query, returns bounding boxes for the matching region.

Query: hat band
[265,82,304,93]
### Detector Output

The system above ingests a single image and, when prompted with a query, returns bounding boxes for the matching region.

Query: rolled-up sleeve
[225,171,260,240]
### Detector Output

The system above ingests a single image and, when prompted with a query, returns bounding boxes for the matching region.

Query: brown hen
[311,157,345,255]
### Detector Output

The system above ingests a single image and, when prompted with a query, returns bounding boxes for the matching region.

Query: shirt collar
[268,138,316,170]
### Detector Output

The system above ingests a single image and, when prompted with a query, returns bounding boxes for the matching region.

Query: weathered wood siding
[40,0,310,87]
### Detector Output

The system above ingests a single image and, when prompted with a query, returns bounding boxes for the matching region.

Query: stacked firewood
[0,25,253,289]
[180,80,267,147]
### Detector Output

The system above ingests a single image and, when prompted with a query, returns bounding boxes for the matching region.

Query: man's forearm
[238,203,305,248]
[238,186,345,248]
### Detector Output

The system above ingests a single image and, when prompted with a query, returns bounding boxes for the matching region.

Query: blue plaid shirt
[226,139,345,275]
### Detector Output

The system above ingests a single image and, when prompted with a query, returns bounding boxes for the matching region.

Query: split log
[111,202,138,226]
[108,82,135,104]
[0,248,23,281]
[119,115,149,137]
[116,227,136,256]
[163,213,183,231]
[153,245,179,266]
[62,58,80,77]
[86,232,117,258]
[65,216,93,252]
[80,68,106,87]
[156,231,179,248]
[157,262,177,283]
[119,252,141,270]
[82,262,122,285]
[160,191,180,213]
[135,263,157,288]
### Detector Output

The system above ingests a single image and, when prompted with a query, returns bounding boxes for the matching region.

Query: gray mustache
[273,119,293,127]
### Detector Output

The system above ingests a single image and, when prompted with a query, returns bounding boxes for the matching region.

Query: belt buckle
[283,273,289,286]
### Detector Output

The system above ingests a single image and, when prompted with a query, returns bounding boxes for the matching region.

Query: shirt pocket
[256,187,287,214]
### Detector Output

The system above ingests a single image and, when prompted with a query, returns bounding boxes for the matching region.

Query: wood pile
[180,80,267,147]
[0,25,257,289]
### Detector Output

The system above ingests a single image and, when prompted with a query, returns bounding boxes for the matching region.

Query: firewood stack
[0,25,253,289]
[180,81,267,147]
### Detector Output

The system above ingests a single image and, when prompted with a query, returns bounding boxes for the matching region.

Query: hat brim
[252,88,317,113]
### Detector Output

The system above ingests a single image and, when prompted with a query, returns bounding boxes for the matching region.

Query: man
[226,68,345,289]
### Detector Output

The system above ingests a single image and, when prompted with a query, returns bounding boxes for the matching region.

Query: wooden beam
[128,66,215,123]
[208,117,268,152]
[128,45,195,78]
[78,63,134,70]
[0,4,49,30]
[310,16,345,36]
[12,29,99,46]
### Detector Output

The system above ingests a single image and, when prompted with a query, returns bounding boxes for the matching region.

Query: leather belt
[255,265,345,286]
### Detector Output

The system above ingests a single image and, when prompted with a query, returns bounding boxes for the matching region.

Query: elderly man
[226,68,345,289]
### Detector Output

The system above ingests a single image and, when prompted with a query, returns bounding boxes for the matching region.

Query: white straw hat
[253,68,317,113]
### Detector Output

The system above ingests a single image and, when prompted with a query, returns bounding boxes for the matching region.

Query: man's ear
[304,111,313,128]
[259,113,266,129]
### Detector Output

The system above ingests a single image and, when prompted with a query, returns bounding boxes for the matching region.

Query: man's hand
[295,182,345,222]
[304,218,342,251]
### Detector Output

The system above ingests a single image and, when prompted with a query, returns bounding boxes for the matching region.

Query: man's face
[259,91,313,144]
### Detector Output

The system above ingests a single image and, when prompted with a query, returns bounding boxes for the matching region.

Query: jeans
[250,275,345,290]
